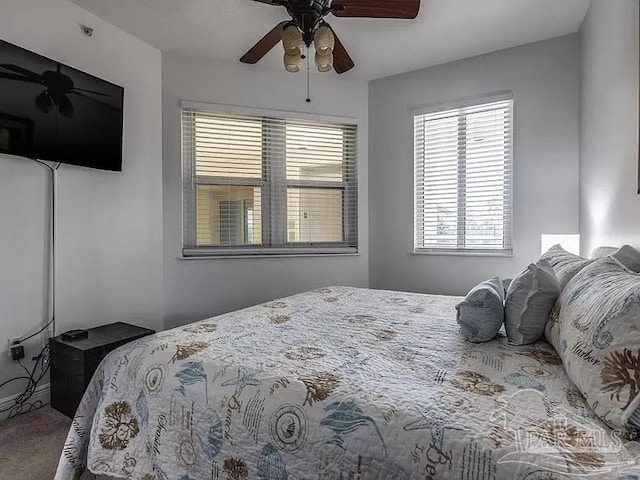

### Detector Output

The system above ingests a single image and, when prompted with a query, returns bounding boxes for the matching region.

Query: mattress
[55,286,640,479]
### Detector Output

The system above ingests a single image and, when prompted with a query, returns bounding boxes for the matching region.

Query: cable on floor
[0,344,50,417]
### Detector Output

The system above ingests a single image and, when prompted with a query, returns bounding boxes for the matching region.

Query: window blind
[182,108,358,256]
[414,98,513,254]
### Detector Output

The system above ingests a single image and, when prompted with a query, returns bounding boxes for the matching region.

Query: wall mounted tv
[0,39,124,171]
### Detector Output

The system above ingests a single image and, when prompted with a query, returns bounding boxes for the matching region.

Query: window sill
[180,253,360,260]
[409,250,514,258]
[181,247,359,260]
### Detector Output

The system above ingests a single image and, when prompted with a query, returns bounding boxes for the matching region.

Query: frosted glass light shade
[541,234,581,255]
[314,25,335,55]
[315,51,333,72]
[282,25,303,55]
[284,53,303,73]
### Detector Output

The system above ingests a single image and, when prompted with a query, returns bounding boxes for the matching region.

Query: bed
[55,286,640,480]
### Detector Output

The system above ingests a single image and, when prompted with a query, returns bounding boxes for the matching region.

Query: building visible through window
[182,108,358,256]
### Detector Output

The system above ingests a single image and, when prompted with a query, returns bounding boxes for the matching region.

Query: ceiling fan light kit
[315,50,333,72]
[282,24,304,55]
[284,52,303,73]
[241,0,421,75]
[314,25,335,55]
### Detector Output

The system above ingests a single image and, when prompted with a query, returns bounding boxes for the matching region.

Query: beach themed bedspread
[55,287,640,480]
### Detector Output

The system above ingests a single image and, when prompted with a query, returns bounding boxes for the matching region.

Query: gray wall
[369,35,581,296]
[0,0,163,399]
[580,0,640,255]
[162,54,369,328]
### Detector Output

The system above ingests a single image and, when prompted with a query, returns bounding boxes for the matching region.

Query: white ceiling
[70,0,591,80]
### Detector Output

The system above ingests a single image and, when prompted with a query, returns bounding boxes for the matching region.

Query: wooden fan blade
[329,27,354,74]
[240,21,289,64]
[332,0,420,19]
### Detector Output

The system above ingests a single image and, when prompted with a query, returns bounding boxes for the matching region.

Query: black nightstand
[49,322,155,418]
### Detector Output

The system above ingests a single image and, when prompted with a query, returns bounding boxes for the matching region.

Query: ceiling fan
[240,0,421,75]
[0,63,111,117]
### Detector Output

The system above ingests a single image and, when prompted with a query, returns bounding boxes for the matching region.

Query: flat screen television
[0,39,124,171]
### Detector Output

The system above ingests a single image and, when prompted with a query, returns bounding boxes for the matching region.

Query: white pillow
[505,260,560,346]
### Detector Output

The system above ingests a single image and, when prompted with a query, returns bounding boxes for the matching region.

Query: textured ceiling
[70,0,591,80]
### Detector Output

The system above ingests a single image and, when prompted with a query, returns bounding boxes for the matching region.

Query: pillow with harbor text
[545,257,640,434]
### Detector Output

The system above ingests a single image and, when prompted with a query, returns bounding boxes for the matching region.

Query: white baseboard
[0,383,50,420]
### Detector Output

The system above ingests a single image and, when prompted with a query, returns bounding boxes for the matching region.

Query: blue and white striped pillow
[456,276,505,343]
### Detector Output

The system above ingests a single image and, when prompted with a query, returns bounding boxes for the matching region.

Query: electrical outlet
[7,337,22,360]
[10,344,24,361]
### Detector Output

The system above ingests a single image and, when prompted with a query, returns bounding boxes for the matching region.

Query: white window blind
[182,107,358,257]
[414,98,513,254]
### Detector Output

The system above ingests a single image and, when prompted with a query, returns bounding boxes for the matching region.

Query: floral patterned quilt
[55,287,640,480]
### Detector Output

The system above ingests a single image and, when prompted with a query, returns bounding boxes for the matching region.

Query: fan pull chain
[305,46,311,103]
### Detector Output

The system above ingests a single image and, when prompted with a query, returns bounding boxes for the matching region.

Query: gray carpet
[0,407,93,480]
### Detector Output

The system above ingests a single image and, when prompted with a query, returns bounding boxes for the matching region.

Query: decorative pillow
[456,277,505,343]
[590,245,640,273]
[591,246,618,259]
[611,245,640,273]
[540,244,593,290]
[545,258,640,433]
[504,260,560,346]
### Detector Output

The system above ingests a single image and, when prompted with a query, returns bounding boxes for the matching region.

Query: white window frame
[412,93,514,256]
[181,101,359,258]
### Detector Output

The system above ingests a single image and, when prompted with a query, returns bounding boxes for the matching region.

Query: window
[413,97,513,254]
[182,106,358,257]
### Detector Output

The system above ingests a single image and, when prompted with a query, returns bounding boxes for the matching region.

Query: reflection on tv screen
[0,39,124,171]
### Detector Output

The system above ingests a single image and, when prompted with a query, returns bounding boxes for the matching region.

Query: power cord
[1,159,59,417]
[15,318,55,345]
[0,344,50,418]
